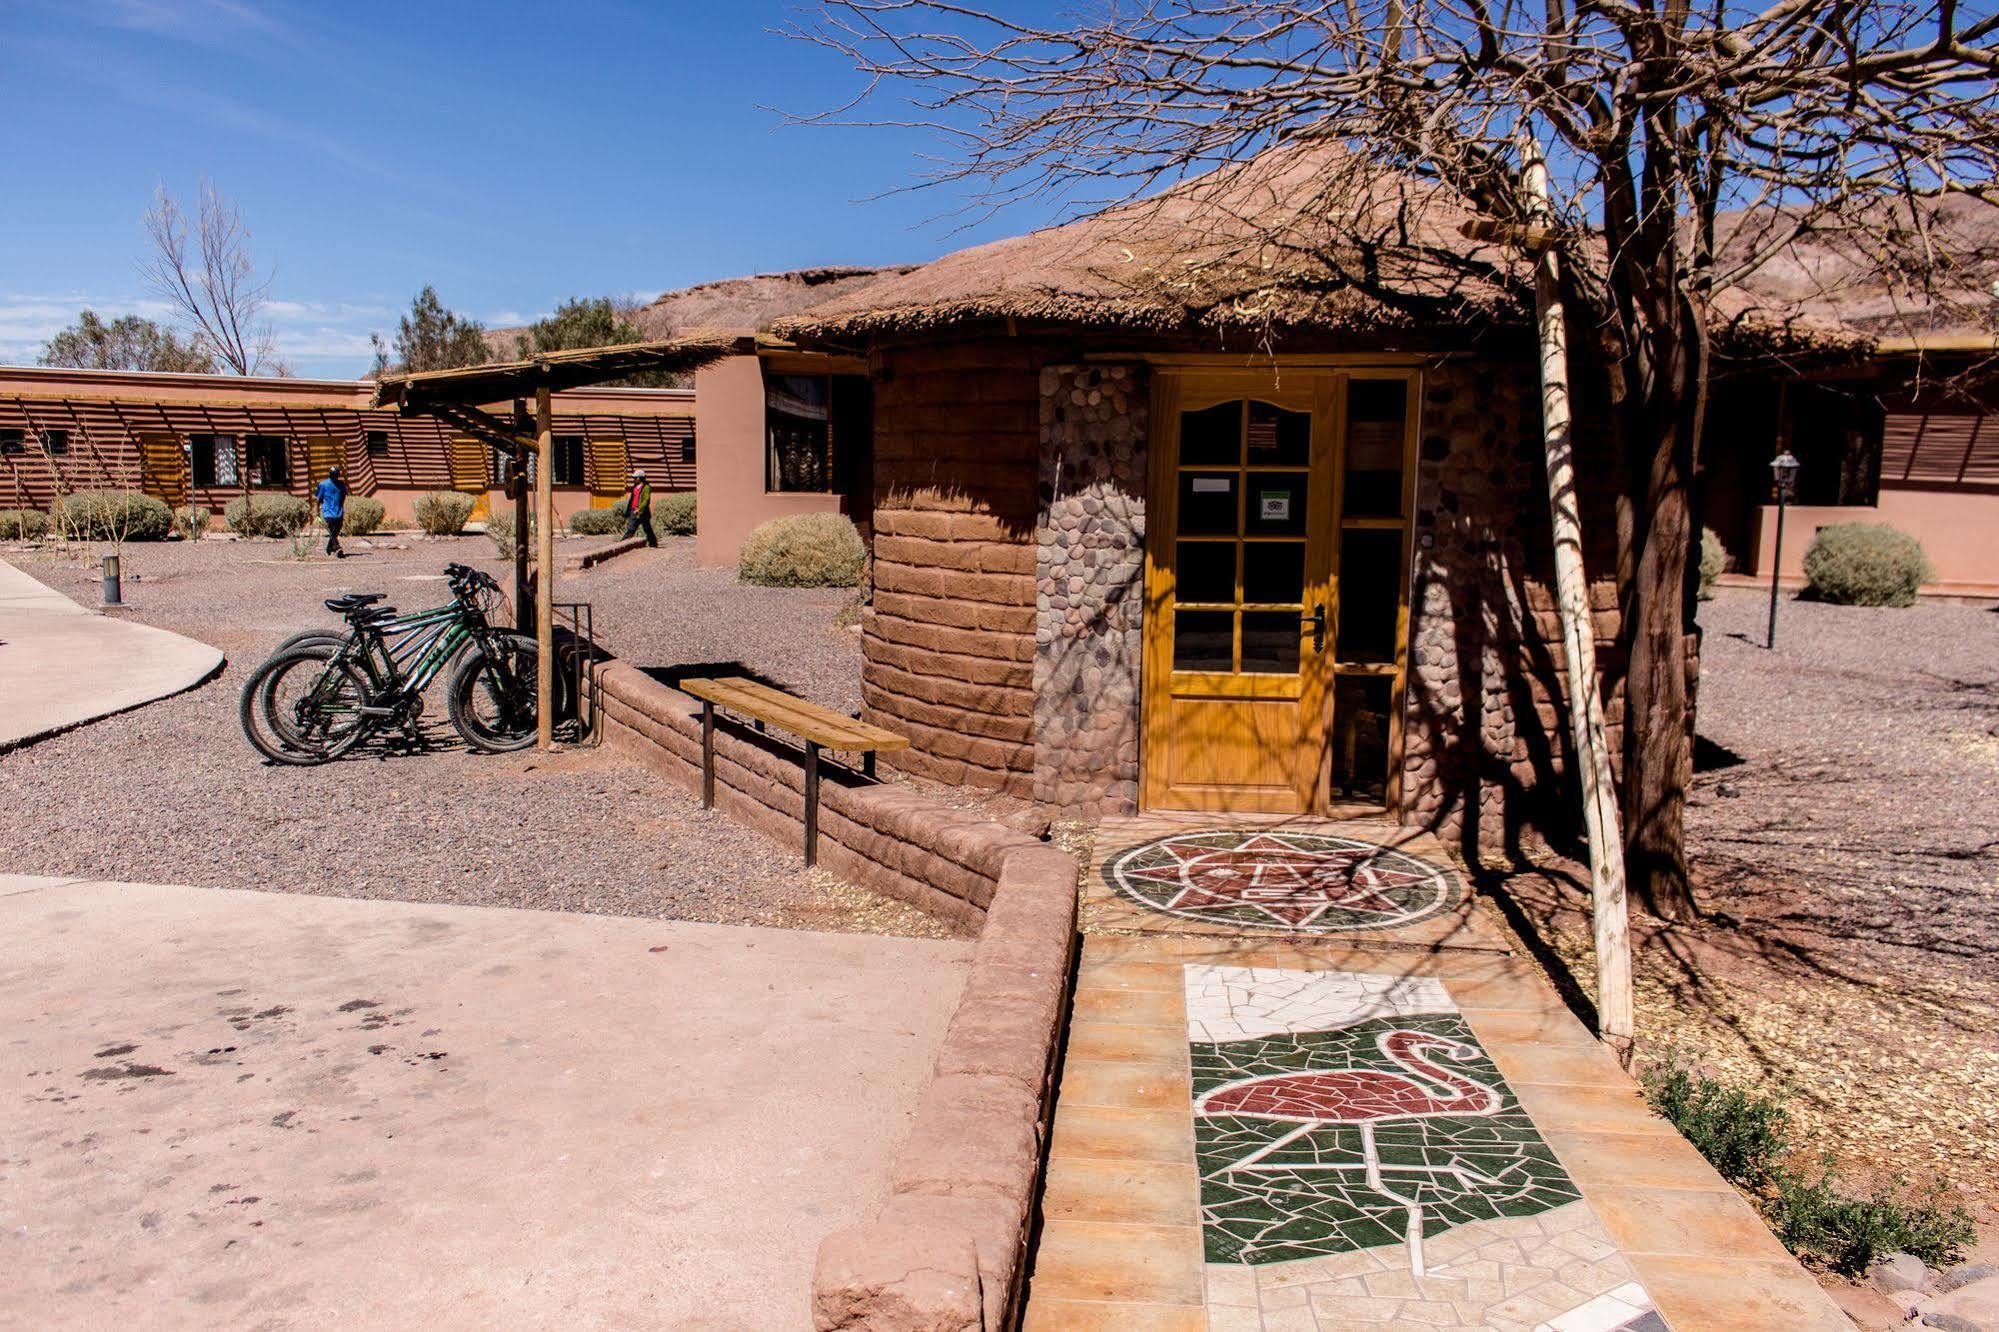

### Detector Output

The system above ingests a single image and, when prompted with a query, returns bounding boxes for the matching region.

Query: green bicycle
[238,563,558,764]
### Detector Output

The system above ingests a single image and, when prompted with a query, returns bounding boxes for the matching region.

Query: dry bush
[224,494,311,538]
[335,495,386,535]
[1802,523,1933,607]
[413,491,475,535]
[58,490,173,541]
[738,512,867,588]
[0,509,49,541]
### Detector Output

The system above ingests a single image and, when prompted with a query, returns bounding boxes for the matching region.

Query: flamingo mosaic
[1188,964,1666,1331]
[1104,829,1461,932]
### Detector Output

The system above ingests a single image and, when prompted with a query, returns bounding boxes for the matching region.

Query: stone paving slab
[0,873,973,1329]
[0,557,223,750]
[1024,822,1850,1332]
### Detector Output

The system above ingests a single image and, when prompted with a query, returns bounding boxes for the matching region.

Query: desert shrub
[334,495,385,535]
[1802,522,1932,607]
[0,509,49,541]
[57,490,174,541]
[657,492,696,535]
[486,509,533,557]
[1697,527,1728,601]
[224,494,312,538]
[413,491,475,535]
[1771,1159,1975,1276]
[172,505,211,540]
[611,492,697,536]
[1641,1058,1790,1188]
[738,512,867,588]
[569,506,624,535]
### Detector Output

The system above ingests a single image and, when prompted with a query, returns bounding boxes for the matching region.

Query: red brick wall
[863,340,1044,798]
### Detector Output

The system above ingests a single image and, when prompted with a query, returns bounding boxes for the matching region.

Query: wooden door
[1142,372,1337,813]
[586,437,629,508]
[447,437,491,522]
[1140,368,1420,815]
[136,432,188,507]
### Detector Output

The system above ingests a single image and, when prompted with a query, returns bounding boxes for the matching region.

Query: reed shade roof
[369,334,738,412]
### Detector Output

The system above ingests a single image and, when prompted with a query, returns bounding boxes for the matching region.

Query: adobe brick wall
[862,340,1045,799]
[590,659,1078,1331]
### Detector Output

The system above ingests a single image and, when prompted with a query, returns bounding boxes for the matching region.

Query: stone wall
[863,340,1043,798]
[1402,357,1628,859]
[1032,363,1148,819]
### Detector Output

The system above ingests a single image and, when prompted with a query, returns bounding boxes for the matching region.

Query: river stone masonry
[1033,363,1148,819]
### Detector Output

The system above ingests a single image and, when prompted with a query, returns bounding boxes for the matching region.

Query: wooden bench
[678,676,909,867]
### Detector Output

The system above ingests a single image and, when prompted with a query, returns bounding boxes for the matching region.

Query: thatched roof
[779,140,1992,359]
[371,335,735,411]
[778,142,1534,345]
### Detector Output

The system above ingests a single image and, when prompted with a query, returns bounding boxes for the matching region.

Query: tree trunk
[1617,322,1703,924]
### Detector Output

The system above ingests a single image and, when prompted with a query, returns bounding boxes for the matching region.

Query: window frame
[246,435,290,489]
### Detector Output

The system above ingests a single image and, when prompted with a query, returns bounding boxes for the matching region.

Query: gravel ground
[0,535,950,938]
[1492,585,1999,1219]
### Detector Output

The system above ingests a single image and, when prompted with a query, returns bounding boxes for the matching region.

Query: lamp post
[1766,449,1800,649]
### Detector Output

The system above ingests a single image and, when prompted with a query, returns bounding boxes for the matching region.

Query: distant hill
[484,265,913,360]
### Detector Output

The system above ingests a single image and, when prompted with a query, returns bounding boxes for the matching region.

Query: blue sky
[0,0,1068,376]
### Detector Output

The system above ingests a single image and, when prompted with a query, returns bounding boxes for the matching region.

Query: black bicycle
[239,563,554,764]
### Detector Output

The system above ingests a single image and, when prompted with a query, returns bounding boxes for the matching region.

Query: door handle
[1302,603,1326,654]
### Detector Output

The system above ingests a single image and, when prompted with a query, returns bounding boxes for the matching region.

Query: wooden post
[512,449,531,626]
[1522,137,1636,1060]
[535,384,555,752]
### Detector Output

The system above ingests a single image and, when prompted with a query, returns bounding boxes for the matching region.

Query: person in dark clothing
[621,468,656,546]
[315,466,350,558]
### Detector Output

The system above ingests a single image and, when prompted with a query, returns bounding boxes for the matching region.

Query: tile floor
[1022,819,1851,1332]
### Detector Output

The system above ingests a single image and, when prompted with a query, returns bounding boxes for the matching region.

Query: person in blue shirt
[315,466,349,558]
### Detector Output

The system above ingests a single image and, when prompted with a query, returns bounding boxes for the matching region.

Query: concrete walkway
[0,557,224,750]
[0,874,974,1329]
[1024,816,1851,1332]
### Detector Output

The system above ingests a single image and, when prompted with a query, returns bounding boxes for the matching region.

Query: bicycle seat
[323,593,386,612]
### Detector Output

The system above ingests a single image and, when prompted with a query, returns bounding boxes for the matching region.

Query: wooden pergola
[371,335,735,749]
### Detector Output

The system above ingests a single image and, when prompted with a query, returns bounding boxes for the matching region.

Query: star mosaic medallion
[1104,830,1462,933]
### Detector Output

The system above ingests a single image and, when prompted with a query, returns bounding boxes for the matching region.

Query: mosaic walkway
[1022,817,1851,1331]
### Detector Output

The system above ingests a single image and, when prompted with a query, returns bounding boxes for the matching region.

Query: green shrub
[738,512,867,588]
[657,492,696,535]
[0,508,49,541]
[334,495,386,535]
[224,494,312,538]
[1772,1158,1975,1276]
[569,506,624,536]
[1698,527,1728,601]
[486,509,533,557]
[172,505,211,540]
[1641,1058,1790,1188]
[413,491,475,535]
[57,490,174,541]
[611,492,697,536]
[1802,522,1932,607]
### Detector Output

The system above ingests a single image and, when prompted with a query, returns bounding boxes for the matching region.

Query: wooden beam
[535,384,555,752]
[1458,217,1564,251]
[416,400,531,458]
[1522,137,1635,1062]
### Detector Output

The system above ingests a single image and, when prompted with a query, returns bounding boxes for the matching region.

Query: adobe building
[768,146,1929,856]
[0,365,694,525]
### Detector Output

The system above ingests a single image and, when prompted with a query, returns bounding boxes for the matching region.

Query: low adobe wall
[593,662,1078,1328]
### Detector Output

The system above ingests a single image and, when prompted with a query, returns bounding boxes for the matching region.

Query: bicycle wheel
[446,634,541,753]
[239,646,373,765]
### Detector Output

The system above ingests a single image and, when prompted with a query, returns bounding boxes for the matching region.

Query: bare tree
[789,0,1997,921]
[140,180,283,377]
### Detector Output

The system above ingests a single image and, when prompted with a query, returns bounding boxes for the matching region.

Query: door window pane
[1240,611,1301,674]
[1331,675,1394,801]
[1180,402,1241,466]
[1336,528,1403,662]
[1173,610,1234,671]
[1344,379,1407,516]
[1247,401,1311,466]
[1175,541,1236,604]
[1178,472,1237,535]
[1244,473,1306,535]
[1242,541,1305,605]
[767,373,832,492]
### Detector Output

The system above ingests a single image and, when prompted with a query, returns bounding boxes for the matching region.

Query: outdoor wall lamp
[1766,449,1800,649]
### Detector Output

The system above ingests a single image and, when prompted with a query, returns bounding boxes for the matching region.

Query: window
[42,429,68,455]
[553,436,584,486]
[0,429,21,456]
[189,434,238,488]
[681,433,696,465]
[247,436,289,488]
[365,431,389,456]
[765,372,870,493]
